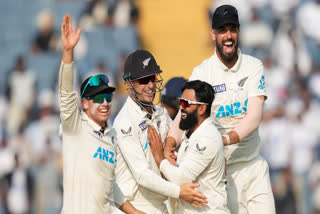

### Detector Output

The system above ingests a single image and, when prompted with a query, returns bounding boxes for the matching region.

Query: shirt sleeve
[116,129,180,199]
[160,135,220,185]
[247,59,267,99]
[189,66,201,81]
[59,62,81,133]
[113,181,127,207]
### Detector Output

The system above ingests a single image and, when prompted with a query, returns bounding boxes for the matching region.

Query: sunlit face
[82,99,111,127]
[210,24,239,64]
[130,74,158,104]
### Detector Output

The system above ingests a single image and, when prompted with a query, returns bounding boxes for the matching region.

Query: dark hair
[181,80,215,117]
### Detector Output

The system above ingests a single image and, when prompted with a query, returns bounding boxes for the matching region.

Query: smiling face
[128,74,159,104]
[82,98,111,127]
[179,89,200,131]
[210,24,239,67]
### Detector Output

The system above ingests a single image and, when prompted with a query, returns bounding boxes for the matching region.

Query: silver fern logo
[238,76,248,87]
[142,57,151,68]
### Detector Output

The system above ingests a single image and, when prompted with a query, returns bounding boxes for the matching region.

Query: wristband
[223,134,231,145]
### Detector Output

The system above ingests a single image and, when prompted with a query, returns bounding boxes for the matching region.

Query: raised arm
[59,14,82,132]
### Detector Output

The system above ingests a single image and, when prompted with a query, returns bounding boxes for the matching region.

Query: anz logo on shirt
[215,99,248,118]
[93,147,115,164]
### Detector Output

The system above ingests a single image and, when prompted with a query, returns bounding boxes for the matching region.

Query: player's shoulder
[241,53,263,67]
[194,54,216,71]
[113,101,134,129]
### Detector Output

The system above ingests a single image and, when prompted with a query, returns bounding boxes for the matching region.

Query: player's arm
[149,126,218,184]
[116,125,207,207]
[164,110,184,163]
[59,14,82,132]
[222,96,264,145]
[222,61,266,145]
[119,200,145,214]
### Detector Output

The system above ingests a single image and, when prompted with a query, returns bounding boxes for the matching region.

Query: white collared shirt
[114,96,180,211]
[160,118,230,214]
[190,50,266,164]
[59,63,125,214]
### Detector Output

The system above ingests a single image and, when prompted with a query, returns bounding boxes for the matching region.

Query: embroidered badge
[213,83,226,93]
[139,121,148,131]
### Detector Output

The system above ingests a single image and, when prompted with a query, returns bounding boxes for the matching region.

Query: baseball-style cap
[212,5,240,29]
[81,74,115,99]
[162,77,187,109]
[123,50,162,81]
[162,77,187,99]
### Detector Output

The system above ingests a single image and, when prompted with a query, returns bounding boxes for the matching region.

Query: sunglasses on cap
[81,74,110,98]
[136,74,157,85]
[179,98,208,109]
[92,93,113,104]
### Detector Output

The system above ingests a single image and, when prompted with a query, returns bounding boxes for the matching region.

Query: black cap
[123,50,162,81]
[212,5,240,29]
[81,74,115,99]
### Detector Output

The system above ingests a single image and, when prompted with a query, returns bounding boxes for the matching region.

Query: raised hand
[61,14,81,51]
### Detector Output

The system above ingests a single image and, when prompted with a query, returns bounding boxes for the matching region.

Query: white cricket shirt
[114,97,180,213]
[190,50,266,165]
[160,118,230,214]
[59,63,125,214]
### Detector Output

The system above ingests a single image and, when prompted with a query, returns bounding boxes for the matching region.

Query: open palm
[61,14,81,51]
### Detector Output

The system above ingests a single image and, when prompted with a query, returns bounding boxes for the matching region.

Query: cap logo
[143,57,151,68]
[223,10,228,16]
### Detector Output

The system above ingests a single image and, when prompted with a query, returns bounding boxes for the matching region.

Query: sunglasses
[179,98,208,109]
[136,74,157,85]
[92,93,113,104]
[81,74,110,98]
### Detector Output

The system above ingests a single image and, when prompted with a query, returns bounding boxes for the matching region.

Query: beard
[216,39,238,63]
[179,109,198,131]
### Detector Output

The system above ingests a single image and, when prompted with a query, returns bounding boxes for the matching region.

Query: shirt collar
[126,96,158,121]
[81,111,112,134]
[183,117,214,140]
[213,48,242,72]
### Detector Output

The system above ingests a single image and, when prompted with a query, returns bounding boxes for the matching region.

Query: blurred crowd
[0,0,319,213]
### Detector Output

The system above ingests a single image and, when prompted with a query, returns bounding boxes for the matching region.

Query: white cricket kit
[190,51,275,214]
[114,97,180,214]
[160,118,230,214]
[59,63,125,214]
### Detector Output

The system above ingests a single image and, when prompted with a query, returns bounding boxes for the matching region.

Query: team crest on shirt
[121,127,132,135]
[212,83,226,93]
[139,121,148,131]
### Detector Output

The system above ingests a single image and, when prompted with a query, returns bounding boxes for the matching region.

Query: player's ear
[198,104,207,116]
[82,99,89,111]
[209,29,216,41]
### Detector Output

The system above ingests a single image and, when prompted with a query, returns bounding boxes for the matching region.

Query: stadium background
[0,0,320,213]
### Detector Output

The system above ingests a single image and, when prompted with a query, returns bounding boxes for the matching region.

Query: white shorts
[226,156,275,214]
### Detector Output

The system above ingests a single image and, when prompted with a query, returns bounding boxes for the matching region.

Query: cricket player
[164,5,276,214]
[148,80,230,214]
[114,50,208,213]
[59,14,144,214]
